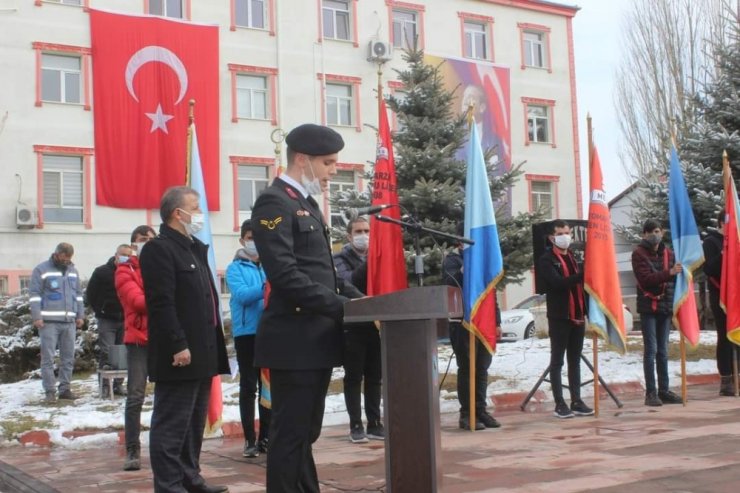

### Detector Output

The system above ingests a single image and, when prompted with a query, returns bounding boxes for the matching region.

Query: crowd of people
[26,122,735,493]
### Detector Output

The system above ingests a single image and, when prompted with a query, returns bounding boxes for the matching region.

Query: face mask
[117,255,130,264]
[178,208,204,235]
[351,233,370,252]
[647,233,662,246]
[301,158,323,196]
[553,234,572,250]
[243,240,259,258]
[133,242,147,255]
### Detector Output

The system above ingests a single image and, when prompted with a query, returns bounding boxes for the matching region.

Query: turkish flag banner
[90,10,220,210]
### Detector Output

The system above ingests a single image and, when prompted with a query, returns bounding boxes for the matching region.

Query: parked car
[499,294,634,342]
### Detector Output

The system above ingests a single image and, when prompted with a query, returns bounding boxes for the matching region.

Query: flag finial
[189,99,195,126]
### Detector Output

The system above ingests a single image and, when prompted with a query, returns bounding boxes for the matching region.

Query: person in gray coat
[29,242,84,403]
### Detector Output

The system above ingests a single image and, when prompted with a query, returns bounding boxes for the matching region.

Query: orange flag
[584,147,627,352]
[367,99,407,295]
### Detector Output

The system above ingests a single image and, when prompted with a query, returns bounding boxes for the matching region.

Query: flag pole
[587,113,600,417]
[733,345,739,396]
[186,100,195,187]
[465,103,477,431]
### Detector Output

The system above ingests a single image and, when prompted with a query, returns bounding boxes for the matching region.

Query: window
[464,22,487,60]
[329,170,357,228]
[390,88,408,131]
[148,0,183,18]
[219,275,231,295]
[41,54,81,104]
[235,0,265,28]
[326,83,352,126]
[531,181,553,219]
[237,165,270,212]
[322,0,350,40]
[527,105,550,143]
[236,75,268,120]
[524,31,545,68]
[19,276,32,294]
[392,10,417,50]
[0,276,8,296]
[42,155,83,223]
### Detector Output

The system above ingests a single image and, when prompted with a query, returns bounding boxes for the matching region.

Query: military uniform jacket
[252,178,362,370]
[139,223,230,382]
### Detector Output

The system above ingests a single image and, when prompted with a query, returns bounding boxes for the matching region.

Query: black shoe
[658,390,683,404]
[257,437,268,453]
[58,389,77,401]
[366,421,385,440]
[242,441,259,458]
[185,483,229,493]
[644,391,662,407]
[349,424,369,443]
[570,400,594,416]
[459,415,485,430]
[113,385,127,396]
[123,444,141,471]
[477,412,501,428]
[553,401,575,419]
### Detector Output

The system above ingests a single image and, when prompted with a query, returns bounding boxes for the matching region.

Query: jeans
[39,321,76,394]
[548,318,585,403]
[98,318,124,389]
[234,334,271,444]
[449,321,492,416]
[641,312,671,394]
[342,324,382,427]
[124,343,148,448]
[710,290,737,376]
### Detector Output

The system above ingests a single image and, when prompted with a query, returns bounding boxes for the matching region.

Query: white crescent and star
[125,46,188,134]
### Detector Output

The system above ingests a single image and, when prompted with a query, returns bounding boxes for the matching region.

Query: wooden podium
[344,285,463,493]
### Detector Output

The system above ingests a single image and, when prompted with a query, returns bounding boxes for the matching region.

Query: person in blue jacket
[227,219,270,458]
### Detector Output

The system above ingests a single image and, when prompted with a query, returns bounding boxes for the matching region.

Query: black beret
[285,124,344,156]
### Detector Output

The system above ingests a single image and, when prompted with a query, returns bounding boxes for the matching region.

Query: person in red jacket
[115,225,156,471]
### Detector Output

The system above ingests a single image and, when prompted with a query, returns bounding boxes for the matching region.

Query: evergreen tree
[332,48,542,286]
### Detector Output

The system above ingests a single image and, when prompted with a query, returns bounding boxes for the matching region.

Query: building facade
[0,0,580,307]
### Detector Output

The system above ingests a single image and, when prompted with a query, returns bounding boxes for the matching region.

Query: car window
[514,295,545,310]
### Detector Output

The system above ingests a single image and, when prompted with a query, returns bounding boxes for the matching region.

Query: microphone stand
[374,214,474,287]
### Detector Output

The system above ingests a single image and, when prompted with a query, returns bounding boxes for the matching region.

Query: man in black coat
[703,211,734,395]
[87,245,130,395]
[252,123,363,493]
[536,219,594,419]
[140,186,230,493]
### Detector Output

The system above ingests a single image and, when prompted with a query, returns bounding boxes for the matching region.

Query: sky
[573,1,633,202]
[0,331,717,448]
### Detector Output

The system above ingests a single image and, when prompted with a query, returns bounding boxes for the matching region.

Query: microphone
[344,204,394,220]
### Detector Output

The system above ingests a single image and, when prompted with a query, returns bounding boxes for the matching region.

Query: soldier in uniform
[251,123,363,493]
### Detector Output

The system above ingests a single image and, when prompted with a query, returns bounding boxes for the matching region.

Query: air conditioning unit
[16,205,37,229]
[368,41,392,62]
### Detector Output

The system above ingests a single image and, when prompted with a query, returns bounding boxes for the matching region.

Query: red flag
[721,153,740,344]
[90,10,220,210]
[367,100,407,295]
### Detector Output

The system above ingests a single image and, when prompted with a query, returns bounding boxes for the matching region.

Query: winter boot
[123,443,141,471]
[720,375,734,396]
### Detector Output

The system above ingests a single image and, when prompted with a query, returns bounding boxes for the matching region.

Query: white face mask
[351,233,370,252]
[553,234,572,250]
[301,158,323,196]
[178,208,204,235]
[132,242,147,255]
[243,240,259,258]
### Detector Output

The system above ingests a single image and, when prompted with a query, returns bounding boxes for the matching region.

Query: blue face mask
[117,255,130,264]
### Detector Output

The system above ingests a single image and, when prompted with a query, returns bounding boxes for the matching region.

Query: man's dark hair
[55,242,74,256]
[346,216,369,234]
[160,186,199,223]
[642,219,662,233]
[548,219,569,235]
[130,225,156,243]
[240,219,253,239]
[718,210,726,226]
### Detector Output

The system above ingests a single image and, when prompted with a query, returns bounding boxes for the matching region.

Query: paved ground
[1,383,739,492]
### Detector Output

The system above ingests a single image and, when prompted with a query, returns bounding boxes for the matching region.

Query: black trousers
[710,289,738,376]
[149,377,212,493]
[235,335,271,443]
[342,325,382,427]
[548,318,585,403]
[267,368,331,493]
[449,321,492,416]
